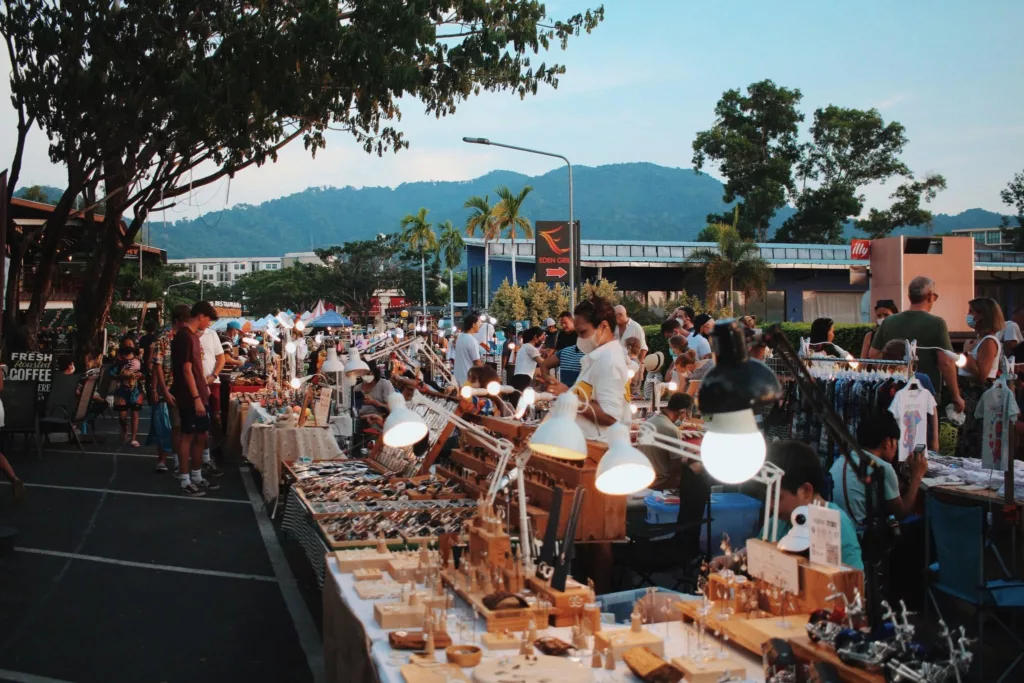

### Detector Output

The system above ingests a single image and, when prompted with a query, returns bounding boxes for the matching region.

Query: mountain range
[15,163,1009,258]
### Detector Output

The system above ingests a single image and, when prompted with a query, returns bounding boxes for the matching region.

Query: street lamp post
[462,137,576,311]
[164,279,203,297]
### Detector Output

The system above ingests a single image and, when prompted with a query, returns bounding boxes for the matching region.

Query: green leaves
[688,225,771,306]
[1000,170,1024,249]
[853,174,948,239]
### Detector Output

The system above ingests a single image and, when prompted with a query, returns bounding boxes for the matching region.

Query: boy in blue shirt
[714,440,863,571]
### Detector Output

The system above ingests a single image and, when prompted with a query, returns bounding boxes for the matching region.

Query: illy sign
[850,239,871,260]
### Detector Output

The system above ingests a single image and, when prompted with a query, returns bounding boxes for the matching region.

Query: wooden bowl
[445,644,482,667]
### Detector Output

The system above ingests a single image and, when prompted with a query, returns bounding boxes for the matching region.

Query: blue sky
[3,0,1022,222]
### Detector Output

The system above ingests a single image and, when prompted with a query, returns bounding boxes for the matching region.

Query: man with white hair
[613,304,648,365]
[869,275,964,411]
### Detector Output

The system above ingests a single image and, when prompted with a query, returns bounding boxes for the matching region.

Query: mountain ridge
[14,164,1010,258]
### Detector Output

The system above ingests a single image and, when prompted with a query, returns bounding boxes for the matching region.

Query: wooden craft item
[445,645,483,668]
[482,592,529,611]
[707,573,757,613]
[440,568,538,634]
[352,567,383,582]
[335,547,393,572]
[389,629,453,650]
[525,575,592,627]
[801,562,864,614]
[670,655,747,683]
[591,649,603,668]
[374,601,428,629]
[534,636,572,656]
[593,627,664,658]
[605,649,616,670]
[388,555,423,583]
[518,634,534,656]
[400,662,471,683]
[471,654,595,683]
[676,599,810,658]
[480,631,520,651]
[622,647,684,683]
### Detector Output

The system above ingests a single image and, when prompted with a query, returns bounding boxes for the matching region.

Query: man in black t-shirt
[548,311,578,352]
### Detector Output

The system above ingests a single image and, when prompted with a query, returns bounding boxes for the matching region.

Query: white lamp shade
[321,347,345,373]
[382,393,428,447]
[596,423,655,494]
[700,409,766,484]
[343,349,370,377]
[529,392,588,461]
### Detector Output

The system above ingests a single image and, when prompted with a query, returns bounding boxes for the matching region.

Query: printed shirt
[975,381,1019,471]
[152,330,173,394]
[888,381,937,462]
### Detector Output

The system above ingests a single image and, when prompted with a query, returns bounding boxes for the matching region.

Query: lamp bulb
[508,342,516,350]
[460,385,472,400]
[285,341,296,354]
[667,381,678,391]
[486,381,501,396]
[630,404,638,414]
[315,333,323,344]
[956,353,967,368]
[290,377,301,389]
[846,355,860,370]
[700,409,766,484]
[295,320,306,331]
[628,369,636,379]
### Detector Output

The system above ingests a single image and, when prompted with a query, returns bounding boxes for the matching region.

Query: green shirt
[871,310,951,390]
[765,501,864,571]
[829,451,900,527]
[637,412,681,490]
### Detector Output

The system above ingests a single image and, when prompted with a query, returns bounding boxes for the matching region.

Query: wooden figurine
[377,533,388,555]
[527,618,537,642]
[592,648,604,668]
[518,632,534,656]
[631,606,644,633]
[424,629,435,658]
[605,648,616,670]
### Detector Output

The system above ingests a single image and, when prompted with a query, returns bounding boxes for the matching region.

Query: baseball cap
[544,317,556,328]
[227,321,242,330]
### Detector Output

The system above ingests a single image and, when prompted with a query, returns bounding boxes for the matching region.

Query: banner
[6,351,56,407]
[534,220,579,284]
[850,239,870,260]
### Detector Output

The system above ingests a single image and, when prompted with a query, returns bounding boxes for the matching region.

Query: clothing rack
[803,356,913,367]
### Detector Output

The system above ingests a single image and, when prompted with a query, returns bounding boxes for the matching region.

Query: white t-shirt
[614,318,648,352]
[474,323,495,346]
[1003,321,1023,346]
[514,342,541,377]
[200,328,224,382]
[453,331,481,385]
[572,340,631,439]
[688,333,712,359]
[888,382,937,462]
[976,381,1019,470]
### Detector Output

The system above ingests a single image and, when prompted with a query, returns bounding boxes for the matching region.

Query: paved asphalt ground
[0,413,325,683]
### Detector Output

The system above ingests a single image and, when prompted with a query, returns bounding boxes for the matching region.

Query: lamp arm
[410,393,515,464]
[363,336,417,362]
[420,343,455,387]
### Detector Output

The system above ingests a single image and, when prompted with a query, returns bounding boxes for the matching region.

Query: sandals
[130,440,140,448]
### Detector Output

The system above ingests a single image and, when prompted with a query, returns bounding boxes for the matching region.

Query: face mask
[576,335,598,355]
[966,314,976,328]
[876,318,885,326]
[362,375,374,383]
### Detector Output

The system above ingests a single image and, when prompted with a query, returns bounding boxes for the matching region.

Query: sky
[2,0,1023,223]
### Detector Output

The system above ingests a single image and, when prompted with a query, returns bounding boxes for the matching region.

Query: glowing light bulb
[290,377,301,389]
[460,385,472,399]
[630,404,638,414]
[486,381,501,396]
[508,343,516,351]
[285,341,296,354]
[846,355,859,370]
[700,410,766,484]
[628,369,636,379]
[667,381,678,391]
[315,333,323,344]
[295,320,306,331]
[956,353,967,368]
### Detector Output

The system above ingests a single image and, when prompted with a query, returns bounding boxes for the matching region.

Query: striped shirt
[556,345,585,387]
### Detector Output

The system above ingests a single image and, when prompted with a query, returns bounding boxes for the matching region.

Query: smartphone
[913,444,926,457]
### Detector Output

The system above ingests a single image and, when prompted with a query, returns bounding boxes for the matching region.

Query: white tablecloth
[240,402,273,458]
[324,557,764,683]
[247,423,342,501]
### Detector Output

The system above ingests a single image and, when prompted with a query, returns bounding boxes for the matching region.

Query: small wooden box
[671,655,747,683]
[594,628,664,658]
[480,631,522,651]
[801,562,864,614]
[352,567,383,582]
[374,601,428,629]
[388,556,423,583]
[707,573,758,613]
[335,547,393,573]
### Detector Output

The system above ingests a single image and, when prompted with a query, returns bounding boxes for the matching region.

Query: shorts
[168,402,181,429]
[208,389,221,424]
[178,400,211,435]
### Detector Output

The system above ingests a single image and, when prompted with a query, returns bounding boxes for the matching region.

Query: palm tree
[493,185,534,286]
[688,224,771,313]
[399,207,438,317]
[437,220,465,329]
[464,194,499,309]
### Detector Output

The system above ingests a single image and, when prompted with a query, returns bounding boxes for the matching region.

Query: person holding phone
[831,412,928,524]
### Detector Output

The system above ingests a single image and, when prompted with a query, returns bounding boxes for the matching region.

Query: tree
[437,220,465,327]
[1,0,604,359]
[1000,170,1024,249]
[18,185,51,203]
[578,279,618,304]
[551,282,570,318]
[696,205,739,242]
[523,277,554,326]
[853,175,948,239]
[688,225,771,311]
[489,279,527,325]
[692,80,805,241]
[493,186,534,286]
[464,194,500,309]
[400,208,438,317]
[134,277,165,330]
[774,105,945,243]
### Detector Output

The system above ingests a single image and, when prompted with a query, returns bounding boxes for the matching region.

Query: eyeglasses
[930,293,940,301]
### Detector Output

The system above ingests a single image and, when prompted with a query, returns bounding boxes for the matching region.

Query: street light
[164,280,201,296]
[462,137,576,311]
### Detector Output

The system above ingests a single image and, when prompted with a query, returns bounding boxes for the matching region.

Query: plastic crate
[596,587,699,624]
[643,492,763,555]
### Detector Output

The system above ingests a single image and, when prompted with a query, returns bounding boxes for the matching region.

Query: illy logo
[850,239,870,259]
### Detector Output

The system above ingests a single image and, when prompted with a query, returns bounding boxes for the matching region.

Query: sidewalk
[0,415,323,683]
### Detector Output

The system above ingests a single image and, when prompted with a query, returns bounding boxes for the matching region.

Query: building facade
[950,227,1012,250]
[465,238,1024,323]
[167,257,282,284]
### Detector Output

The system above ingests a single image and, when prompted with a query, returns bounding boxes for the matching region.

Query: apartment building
[167,257,282,284]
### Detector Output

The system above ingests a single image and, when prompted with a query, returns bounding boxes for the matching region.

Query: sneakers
[203,461,225,478]
[154,462,168,473]
[180,482,206,497]
[194,478,221,492]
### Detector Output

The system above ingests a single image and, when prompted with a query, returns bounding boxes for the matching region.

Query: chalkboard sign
[6,351,56,407]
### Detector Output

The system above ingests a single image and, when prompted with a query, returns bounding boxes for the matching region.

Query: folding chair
[925,494,1024,683]
[0,382,43,458]
[39,373,98,452]
[86,361,115,433]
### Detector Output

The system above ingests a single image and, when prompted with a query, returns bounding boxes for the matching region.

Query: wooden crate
[525,575,594,627]
[676,599,810,658]
[439,568,544,634]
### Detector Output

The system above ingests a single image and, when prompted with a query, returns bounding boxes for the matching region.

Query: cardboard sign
[808,504,843,569]
[7,351,55,405]
[745,538,801,593]
[314,386,333,426]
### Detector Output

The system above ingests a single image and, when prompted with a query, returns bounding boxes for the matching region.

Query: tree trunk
[420,253,427,317]
[138,301,149,329]
[449,268,455,331]
[3,238,27,351]
[483,239,490,310]
[729,277,735,313]
[21,189,79,349]
[511,232,517,287]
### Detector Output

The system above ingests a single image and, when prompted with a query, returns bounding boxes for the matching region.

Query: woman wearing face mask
[859,299,899,359]
[548,296,632,438]
[358,363,394,417]
[955,298,1005,459]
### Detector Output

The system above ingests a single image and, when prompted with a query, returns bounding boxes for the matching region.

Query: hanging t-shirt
[975,381,1019,470]
[888,381,937,462]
